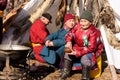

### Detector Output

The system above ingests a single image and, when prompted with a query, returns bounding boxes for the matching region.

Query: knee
[81,55,91,66]
[81,60,91,66]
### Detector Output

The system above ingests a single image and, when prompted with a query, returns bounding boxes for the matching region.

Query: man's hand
[48,41,54,46]
[45,40,50,46]
[45,40,54,47]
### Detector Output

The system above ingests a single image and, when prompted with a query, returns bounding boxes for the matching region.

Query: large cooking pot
[0,44,31,65]
[0,44,31,52]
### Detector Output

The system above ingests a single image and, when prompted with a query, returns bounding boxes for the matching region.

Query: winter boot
[59,59,72,80]
[81,66,90,80]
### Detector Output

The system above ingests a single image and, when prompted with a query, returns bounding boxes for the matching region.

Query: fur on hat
[64,13,75,23]
[80,11,93,22]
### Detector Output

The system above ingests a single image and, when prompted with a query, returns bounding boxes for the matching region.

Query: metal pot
[0,44,31,65]
[0,44,31,52]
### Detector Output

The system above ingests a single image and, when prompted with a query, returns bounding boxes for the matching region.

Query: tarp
[109,0,120,15]
[109,0,120,26]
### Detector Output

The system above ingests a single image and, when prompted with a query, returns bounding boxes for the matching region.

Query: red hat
[64,13,75,23]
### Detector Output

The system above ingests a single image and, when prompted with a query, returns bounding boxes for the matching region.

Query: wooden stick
[109,65,118,80]
[29,0,54,23]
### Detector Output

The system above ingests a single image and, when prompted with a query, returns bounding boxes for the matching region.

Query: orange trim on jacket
[32,43,42,47]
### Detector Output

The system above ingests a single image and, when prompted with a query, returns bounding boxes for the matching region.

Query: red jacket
[65,23,103,63]
[30,19,49,62]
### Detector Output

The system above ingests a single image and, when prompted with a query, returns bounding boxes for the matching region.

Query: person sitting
[59,11,103,80]
[39,13,75,68]
[30,13,52,63]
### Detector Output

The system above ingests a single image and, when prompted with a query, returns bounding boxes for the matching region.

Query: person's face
[80,19,92,30]
[41,17,50,25]
[65,19,75,29]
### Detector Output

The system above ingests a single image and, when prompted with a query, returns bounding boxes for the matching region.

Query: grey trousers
[64,53,91,66]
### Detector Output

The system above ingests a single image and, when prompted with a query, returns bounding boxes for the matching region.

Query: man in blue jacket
[40,13,75,67]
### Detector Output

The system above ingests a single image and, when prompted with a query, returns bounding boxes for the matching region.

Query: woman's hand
[65,42,72,49]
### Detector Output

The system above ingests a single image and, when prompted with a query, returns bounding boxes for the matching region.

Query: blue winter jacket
[40,27,69,64]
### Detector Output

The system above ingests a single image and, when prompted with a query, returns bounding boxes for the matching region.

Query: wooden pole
[109,65,118,80]
[29,0,54,23]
